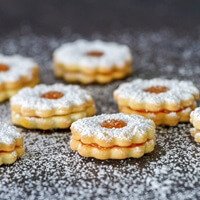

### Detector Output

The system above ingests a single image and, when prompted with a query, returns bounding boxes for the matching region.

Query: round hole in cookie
[101,119,127,129]
[0,64,9,72]
[41,91,64,99]
[86,50,104,57]
[144,86,169,94]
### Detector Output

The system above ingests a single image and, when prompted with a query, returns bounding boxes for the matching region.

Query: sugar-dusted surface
[11,84,93,111]
[0,54,38,82]
[53,39,132,69]
[114,78,199,106]
[0,122,22,145]
[71,113,155,142]
[0,29,200,200]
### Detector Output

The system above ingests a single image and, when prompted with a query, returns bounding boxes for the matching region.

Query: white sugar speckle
[53,39,132,69]
[0,122,22,145]
[71,113,155,142]
[11,84,93,111]
[0,54,38,82]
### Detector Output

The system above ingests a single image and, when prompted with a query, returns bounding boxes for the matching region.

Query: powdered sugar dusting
[0,122,22,145]
[0,54,38,82]
[114,78,199,106]
[0,29,200,199]
[53,39,132,69]
[71,113,155,141]
[11,84,93,111]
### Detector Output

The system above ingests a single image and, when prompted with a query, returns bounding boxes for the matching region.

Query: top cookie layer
[53,40,132,70]
[0,54,38,84]
[0,122,22,146]
[70,113,156,147]
[114,78,199,112]
[11,84,95,118]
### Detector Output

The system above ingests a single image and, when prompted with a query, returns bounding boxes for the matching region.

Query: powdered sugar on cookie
[71,113,155,142]
[11,84,93,111]
[0,54,38,83]
[0,122,22,145]
[114,78,199,109]
[53,39,132,69]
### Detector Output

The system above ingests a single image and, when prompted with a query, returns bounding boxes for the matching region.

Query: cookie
[53,40,133,84]
[70,113,156,160]
[114,79,199,126]
[11,84,96,130]
[0,54,40,102]
[190,107,200,143]
[0,122,25,165]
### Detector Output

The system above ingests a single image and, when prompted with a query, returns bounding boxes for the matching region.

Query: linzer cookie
[0,122,25,165]
[53,40,133,84]
[190,108,200,143]
[70,113,156,160]
[114,79,200,126]
[0,54,40,102]
[10,84,96,130]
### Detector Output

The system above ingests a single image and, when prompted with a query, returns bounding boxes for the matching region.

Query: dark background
[0,0,200,36]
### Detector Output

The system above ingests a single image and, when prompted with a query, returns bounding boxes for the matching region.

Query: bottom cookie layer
[12,106,96,130]
[119,104,196,126]
[54,65,132,84]
[0,146,25,166]
[70,138,155,160]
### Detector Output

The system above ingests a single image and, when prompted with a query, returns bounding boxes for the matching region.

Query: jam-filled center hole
[86,50,104,57]
[41,91,64,99]
[144,86,169,94]
[0,64,9,72]
[101,119,127,129]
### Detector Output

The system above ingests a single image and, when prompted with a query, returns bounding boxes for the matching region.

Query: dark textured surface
[0,1,200,200]
[0,0,200,36]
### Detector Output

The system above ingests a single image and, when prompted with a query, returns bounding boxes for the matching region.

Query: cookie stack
[114,79,200,126]
[53,40,133,84]
[0,54,40,102]
[0,122,25,165]
[10,84,96,130]
[70,113,156,159]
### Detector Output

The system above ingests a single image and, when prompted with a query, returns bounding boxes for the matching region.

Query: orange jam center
[144,86,169,94]
[86,50,104,57]
[101,119,127,129]
[0,64,9,72]
[41,91,64,99]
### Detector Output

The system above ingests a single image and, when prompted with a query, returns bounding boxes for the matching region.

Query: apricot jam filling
[144,86,169,94]
[86,50,104,57]
[80,140,149,150]
[126,106,191,114]
[0,64,9,72]
[41,91,64,99]
[0,150,12,153]
[101,119,127,129]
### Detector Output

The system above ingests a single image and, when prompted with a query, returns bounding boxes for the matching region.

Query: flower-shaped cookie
[0,122,25,165]
[114,78,199,126]
[11,84,96,130]
[0,54,40,102]
[70,113,156,159]
[53,40,133,84]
